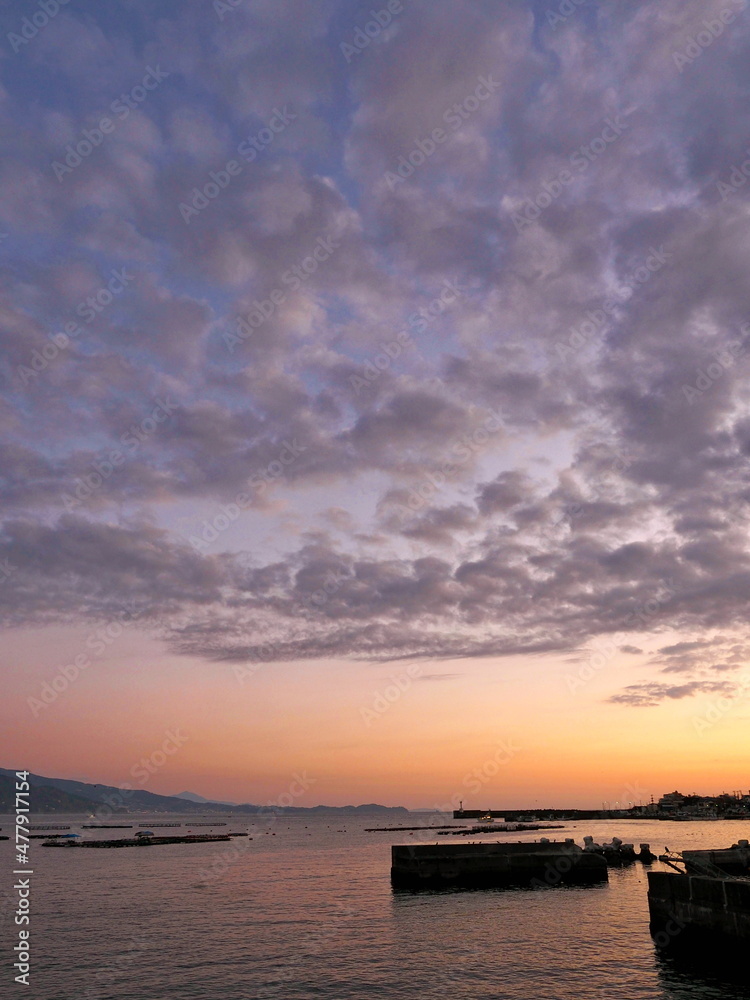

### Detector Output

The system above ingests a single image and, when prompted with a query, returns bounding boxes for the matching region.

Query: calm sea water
[1,815,749,999]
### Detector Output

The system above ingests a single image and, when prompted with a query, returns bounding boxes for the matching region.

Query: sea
[1,815,749,999]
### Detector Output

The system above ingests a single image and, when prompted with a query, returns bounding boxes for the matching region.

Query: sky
[2,0,750,810]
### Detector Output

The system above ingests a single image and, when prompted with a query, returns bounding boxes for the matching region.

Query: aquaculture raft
[390,841,608,888]
[42,833,232,848]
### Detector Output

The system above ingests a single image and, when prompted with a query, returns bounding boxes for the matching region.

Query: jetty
[681,839,750,877]
[648,841,750,947]
[391,840,607,889]
[648,871,750,946]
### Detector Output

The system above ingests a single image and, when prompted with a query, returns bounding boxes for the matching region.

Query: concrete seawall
[648,871,750,945]
[391,841,608,889]
[682,844,750,876]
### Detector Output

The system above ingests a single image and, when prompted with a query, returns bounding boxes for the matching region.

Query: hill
[173,790,237,805]
[0,769,410,815]
[0,773,100,814]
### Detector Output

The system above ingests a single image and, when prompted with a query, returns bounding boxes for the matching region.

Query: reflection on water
[2,815,750,999]
[656,948,750,999]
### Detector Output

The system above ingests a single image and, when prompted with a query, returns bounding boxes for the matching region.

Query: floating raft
[446,823,563,835]
[42,834,231,848]
[367,825,466,833]
[81,824,133,829]
[391,840,608,889]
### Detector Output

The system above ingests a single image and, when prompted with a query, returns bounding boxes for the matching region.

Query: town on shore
[456,790,750,822]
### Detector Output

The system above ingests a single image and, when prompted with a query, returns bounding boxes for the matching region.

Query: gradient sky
[3,0,750,809]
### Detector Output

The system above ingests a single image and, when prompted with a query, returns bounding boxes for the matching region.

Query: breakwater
[648,871,750,945]
[391,841,608,889]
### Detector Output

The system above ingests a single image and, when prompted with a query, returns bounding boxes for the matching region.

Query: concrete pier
[682,841,750,876]
[391,841,608,889]
[647,871,750,945]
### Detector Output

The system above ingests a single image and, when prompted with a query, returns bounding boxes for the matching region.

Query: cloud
[2,0,750,702]
[609,680,734,708]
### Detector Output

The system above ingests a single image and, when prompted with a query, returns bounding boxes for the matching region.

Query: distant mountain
[301,803,410,814]
[0,769,225,815]
[173,791,237,805]
[0,773,100,814]
[0,769,410,815]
